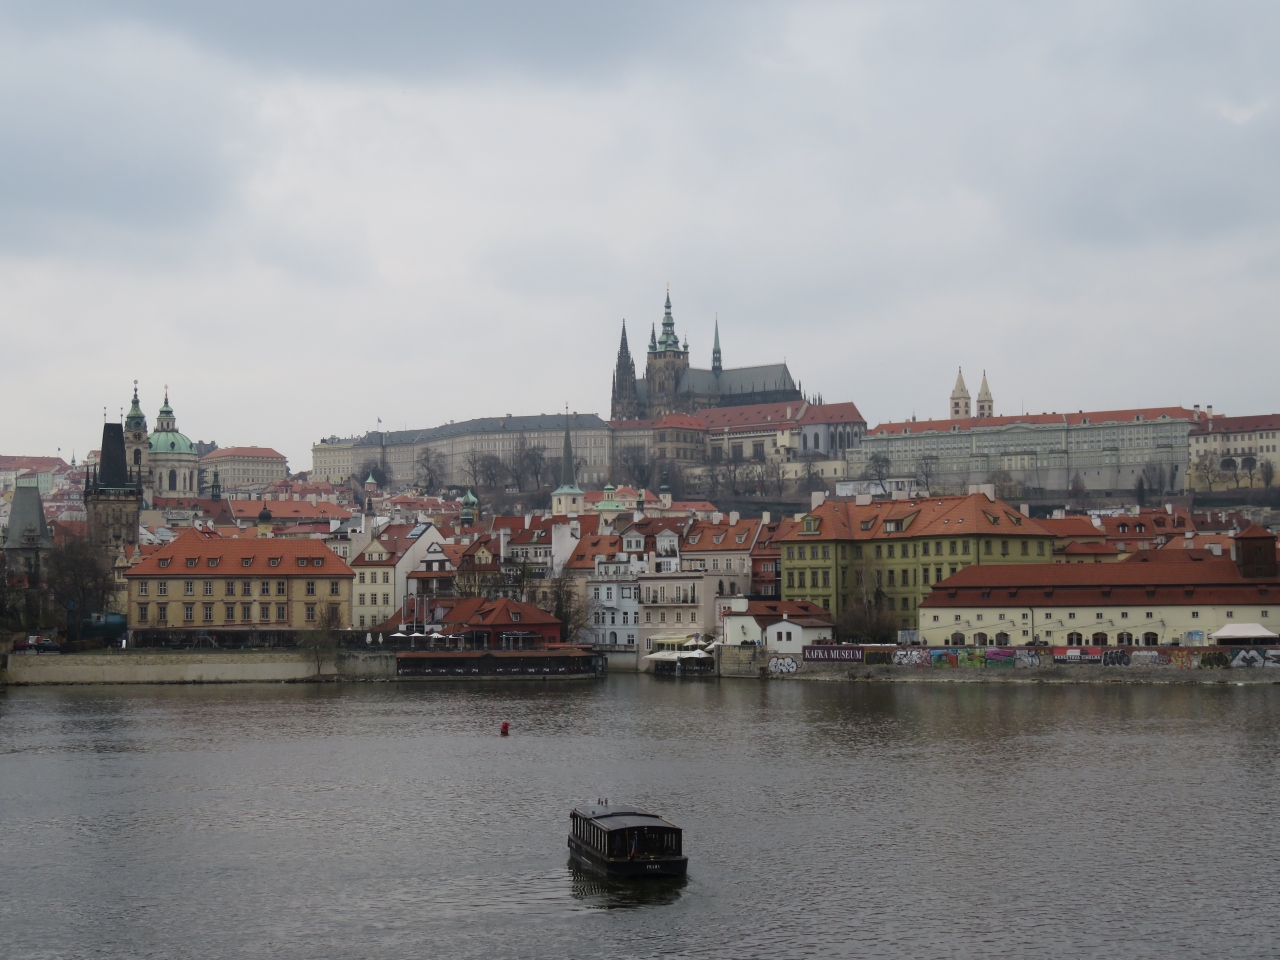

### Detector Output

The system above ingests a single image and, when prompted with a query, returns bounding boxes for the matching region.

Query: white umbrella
[365,632,373,645]
[409,631,425,638]
[377,633,384,645]
[391,631,408,638]
[681,638,702,648]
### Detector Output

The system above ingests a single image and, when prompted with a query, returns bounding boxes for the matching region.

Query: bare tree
[1242,456,1258,488]
[761,459,785,498]
[1068,472,1086,501]
[1222,457,1242,488]
[837,586,898,644]
[44,536,118,642]
[354,458,388,490]
[462,449,485,488]
[914,455,939,493]
[986,469,1019,501]
[1141,461,1167,496]
[614,445,651,488]
[1261,459,1275,489]
[478,454,505,489]
[801,458,828,494]
[534,577,596,643]
[297,604,343,675]
[1191,452,1227,491]
[416,448,447,494]
[1135,476,1147,507]
[862,453,891,495]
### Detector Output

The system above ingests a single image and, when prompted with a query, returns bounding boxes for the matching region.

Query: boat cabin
[568,803,686,876]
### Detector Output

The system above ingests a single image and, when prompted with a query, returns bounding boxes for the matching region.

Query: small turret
[712,316,722,374]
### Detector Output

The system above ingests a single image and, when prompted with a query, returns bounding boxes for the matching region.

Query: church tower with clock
[123,382,151,503]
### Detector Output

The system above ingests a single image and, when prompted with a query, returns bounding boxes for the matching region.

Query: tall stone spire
[649,322,657,352]
[552,412,584,517]
[712,315,722,374]
[610,320,638,420]
[976,371,993,419]
[950,368,971,419]
[655,286,681,352]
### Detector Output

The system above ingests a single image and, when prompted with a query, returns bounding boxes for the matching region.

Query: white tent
[1210,623,1279,641]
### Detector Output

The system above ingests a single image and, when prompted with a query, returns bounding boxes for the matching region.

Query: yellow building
[124,528,354,640]
[779,492,1055,631]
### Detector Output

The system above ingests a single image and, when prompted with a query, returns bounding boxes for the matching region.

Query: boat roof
[572,803,680,830]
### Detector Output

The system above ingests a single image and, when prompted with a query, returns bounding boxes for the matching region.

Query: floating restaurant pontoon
[568,802,688,877]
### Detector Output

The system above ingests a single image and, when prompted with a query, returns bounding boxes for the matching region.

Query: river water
[1,675,1278,959]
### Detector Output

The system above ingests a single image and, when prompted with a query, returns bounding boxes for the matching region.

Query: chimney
[711,512,723,524]
[855,494,873,506]
[761,511,771,524]
[498,527,509,561]
[811,491,826,510]
[1207,405,1213,423]
[729,511,740,525]
[1019,503,1030,517]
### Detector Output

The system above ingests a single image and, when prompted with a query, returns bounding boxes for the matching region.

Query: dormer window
[269,558,280,567]
[298,558,308,567]
[312,558,323,567]
[186,558,198,567]
[207,558,219,567]
[511,612,520,622]
[241,558,253,567]
[159,558,171,568]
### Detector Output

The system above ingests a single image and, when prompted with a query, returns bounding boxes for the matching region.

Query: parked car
[35,640,61,654]
[11,637,32,652]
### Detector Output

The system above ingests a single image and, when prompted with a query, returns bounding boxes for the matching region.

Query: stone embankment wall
[6,651,334,685]
[718,645,1280,683]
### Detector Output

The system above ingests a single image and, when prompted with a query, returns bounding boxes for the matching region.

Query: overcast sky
[3,1,1278,469]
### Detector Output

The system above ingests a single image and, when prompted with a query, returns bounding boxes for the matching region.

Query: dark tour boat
[568,802,688,877]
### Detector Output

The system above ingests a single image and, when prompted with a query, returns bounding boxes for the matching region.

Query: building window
[659,612,667,623]
[359,615,366,628]
[306,605,316,621]
[949,541,957,555]
[797,571,806,588]
[382,593,390,606]
[261,581,270,596]
[138,604,149,622]
[276,605,287,621]
[184,604,194,622]
[1191,611,1199,619]
[184,581,194,596]
[203,604,213,622]
[157,604,168,623]
[225,604,236,621]
[382,572,390,584]
[359,572,366,584]
[984,540,992,555]
[1037,541,1045,556]
[139,582,149,596]
[260,604,270,621]
[276,581,286,596]
[330,581,340,596]
[306,581,316,596]
[203,581,213,596]
[1021,541,1029,556]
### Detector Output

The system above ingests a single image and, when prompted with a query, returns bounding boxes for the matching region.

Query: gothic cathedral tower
[976,371,993,419]
[610,321,639,421]
[123,382,151,505]
[645,288,689,418]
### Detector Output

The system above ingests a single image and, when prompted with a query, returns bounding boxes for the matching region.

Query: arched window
[802,434,808,451]
[133,449,141,466]
[974,632,988,646]
[168,469,177,491]
[1092,631,1108,646]
[1116,631,1133,645]
[1142,632,1159,646]
[950,631,965,645]
[609,631,617,644]
[1067,631,1083,645]
[995,632,1010,645]
[813,431,820,450]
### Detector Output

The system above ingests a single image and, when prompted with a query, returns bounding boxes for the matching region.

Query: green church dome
[149,430,196,455]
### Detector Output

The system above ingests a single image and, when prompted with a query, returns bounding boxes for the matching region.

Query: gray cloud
[1,1,1279,464]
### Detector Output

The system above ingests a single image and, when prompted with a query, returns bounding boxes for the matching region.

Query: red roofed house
[124,527,354,642]
[721,598,834,653]
[920,526,1280,647]
[351,521,445,629]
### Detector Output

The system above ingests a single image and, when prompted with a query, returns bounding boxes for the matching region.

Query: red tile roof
[566,535,624,570]
[682,518,761,553]
[226,500,351,521]
[921,557,1277,608]
[1037,517,1105,539]
[870,406,1203,435]
[797,402,865,425]
[1189,414,1280,436]
[782,494,1052,543]
[201,447,287,461]
[124,528,354,577]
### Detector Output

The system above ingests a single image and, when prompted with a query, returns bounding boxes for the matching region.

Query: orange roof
[433,596,561,628]
[1060,542,1118,555]
[201,446,286,461]
[782,494,1052,543]
[352,522,431,566]
[1093,510,1193,537]
[871,406,1202,435]
[1190,414,1280,435]
[0,455,69,473]
[733,600,834,625]
[922,557,1276,608]
[125,527,353,577]
[702,402,807,432]
[798,402,865,425]
[226,500,351,521]
[566,535,624,570]
[653,413,706,430]
[1037,517,1105,539]
[682,518,761,553]
[670,501,718,513]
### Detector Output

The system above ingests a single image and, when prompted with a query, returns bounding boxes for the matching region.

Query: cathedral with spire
[610,289,802,420]
[950,369,993,419]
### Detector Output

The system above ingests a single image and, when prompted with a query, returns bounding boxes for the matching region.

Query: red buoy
[500,722,510,736]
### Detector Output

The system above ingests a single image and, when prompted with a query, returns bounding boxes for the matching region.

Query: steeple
[655,286,682,353]
[610,320,639,420]
[950,368,971,419]
[126,382,146,432]
[976,371,993,419]
[552,412,583,516]
[649,323,657,352]
[712,315,722,374]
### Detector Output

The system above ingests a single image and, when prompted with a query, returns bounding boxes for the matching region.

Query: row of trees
[1191,451,1276,491]
[1,537,119,642]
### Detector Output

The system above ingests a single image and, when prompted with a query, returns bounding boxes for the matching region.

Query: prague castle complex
[610,291,802,421]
